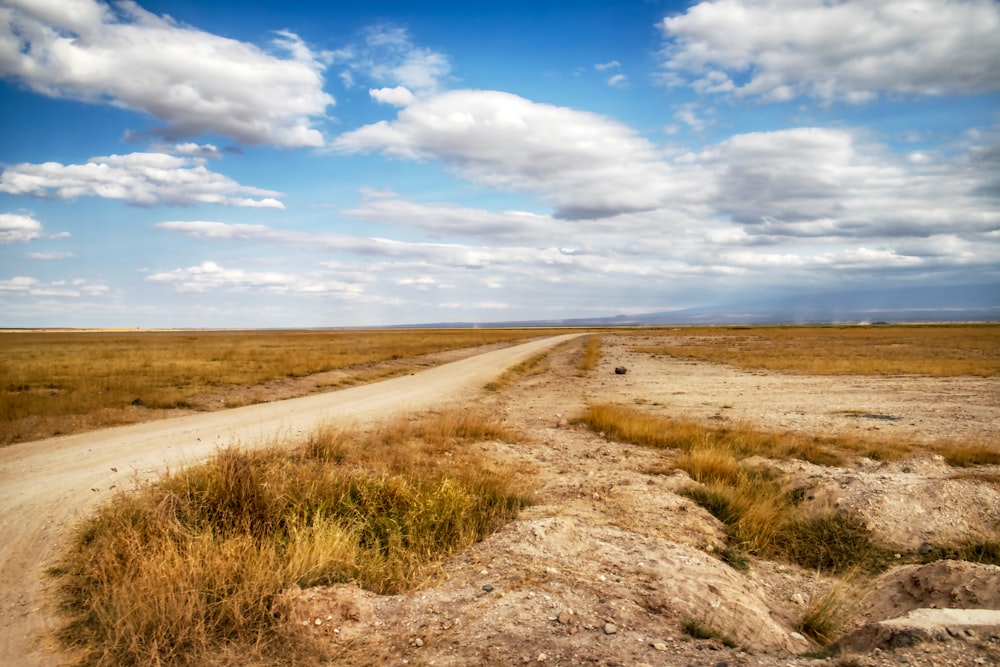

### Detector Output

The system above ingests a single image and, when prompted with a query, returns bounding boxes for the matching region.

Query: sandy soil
[3,332,999,667]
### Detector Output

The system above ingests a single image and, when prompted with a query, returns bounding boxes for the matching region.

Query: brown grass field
[625,323,1000,377]
[0,328,545,445]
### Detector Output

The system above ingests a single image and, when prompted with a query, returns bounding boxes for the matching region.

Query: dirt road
[0,333,583,666]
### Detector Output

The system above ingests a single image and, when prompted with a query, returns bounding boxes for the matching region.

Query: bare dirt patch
[279,333,1000,666]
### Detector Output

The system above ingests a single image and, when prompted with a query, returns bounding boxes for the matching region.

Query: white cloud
[691,127,1000,239]
[659,0,1000,103]
[155,219,584,269]
[370,86,415,107]
[27,251,74,260]
[0,0,332,146]
[0,213,42,243]
[0,276,38,291]
[343,194,561,242]
[595,60,621,71]
[674,103,708,132]
[145,260,366,296]
[0,275,108,297]
[169,142,224,159]
[340,25,450,95]
[606,73,628,88]
[0,153,284,208]
[334,89,690,219]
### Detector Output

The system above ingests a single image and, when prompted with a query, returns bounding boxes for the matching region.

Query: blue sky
[1,0,998,328]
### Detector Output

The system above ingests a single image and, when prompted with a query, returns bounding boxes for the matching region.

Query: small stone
[614,366,628,375]
[313,617,322,626]
[482,584,494,593]
[604,622,618,635]
[536,652,547,662]
[414,637,424,647]
[558,611,572,624]
[652,642,668,651]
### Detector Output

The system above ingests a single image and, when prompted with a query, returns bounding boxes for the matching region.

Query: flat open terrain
[2,326,999,666]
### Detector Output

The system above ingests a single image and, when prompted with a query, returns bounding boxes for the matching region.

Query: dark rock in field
[614,367,628,375]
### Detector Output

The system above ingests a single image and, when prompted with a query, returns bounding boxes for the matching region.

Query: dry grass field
[0,328,544,445]
[626,324,1000,377]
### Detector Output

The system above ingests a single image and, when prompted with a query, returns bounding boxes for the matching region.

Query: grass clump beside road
[578,334,603,373]
[48,409,533,667]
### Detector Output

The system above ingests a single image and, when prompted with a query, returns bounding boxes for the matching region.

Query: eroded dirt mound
[860,560,1000,623]
[780,455,1000,551]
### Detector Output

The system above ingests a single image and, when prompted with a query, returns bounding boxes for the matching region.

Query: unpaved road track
[0,333,582,666]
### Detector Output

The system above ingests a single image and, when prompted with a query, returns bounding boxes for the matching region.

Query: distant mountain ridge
[397,283,1000,328]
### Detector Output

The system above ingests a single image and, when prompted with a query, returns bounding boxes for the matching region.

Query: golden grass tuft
[48,409,532,666]
[575,404,848,466]
[931,440,1000,467]
[484,352,549,392]
[578,334,603,373]
[796,574,860,646]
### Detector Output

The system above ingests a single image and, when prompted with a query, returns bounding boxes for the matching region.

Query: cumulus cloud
[334,89,690,219]
[0,0,333,146]
[370,86,415,107]
[659,0,1000,103]
[691,127,1000,239]
[0,153,285,207]
[0,213,42,243]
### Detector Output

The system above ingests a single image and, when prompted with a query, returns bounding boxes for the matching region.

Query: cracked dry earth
[277,334,1000,667]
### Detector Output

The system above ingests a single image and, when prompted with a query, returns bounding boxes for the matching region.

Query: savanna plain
[2,325,999,667]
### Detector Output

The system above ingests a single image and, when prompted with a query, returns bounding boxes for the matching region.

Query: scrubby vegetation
[575,403,991,576]
[47,410,533,666]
